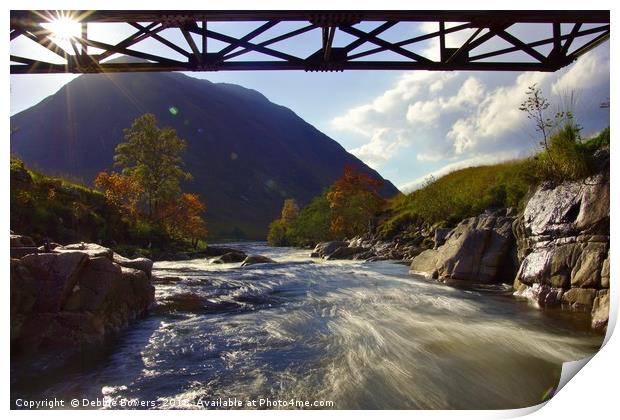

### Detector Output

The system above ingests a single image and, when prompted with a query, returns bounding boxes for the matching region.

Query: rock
[151,275,183,284]
[10,234,35,248]
[570,242,606,288]
[591,290,609,331]
[211,251,247,264]
[15,312,105,358]
[325,246,368,260]
[202,246,246,257]
[19,252,89,312]
[409,249,439,276]
[63,257,122,312]
[600,254,610,288]
[113,253,153,278]
[155,293,240,314]
[241,255,276,266]
[521,172,609,239]
[434,228,451,249]
[513,282,563,306]
[311,241,348,259]
[55,243,113,260]
[561,288,597,308]
[432,214,516,283]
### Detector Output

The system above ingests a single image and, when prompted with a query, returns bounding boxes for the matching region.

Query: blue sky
[10,19,610,190]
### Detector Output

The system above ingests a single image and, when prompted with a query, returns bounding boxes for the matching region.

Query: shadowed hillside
[11,71,398,239]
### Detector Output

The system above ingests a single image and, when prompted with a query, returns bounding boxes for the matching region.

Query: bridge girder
[10,10,610,74]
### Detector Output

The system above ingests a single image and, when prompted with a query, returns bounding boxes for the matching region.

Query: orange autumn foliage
[326,165,384,238]
[94,171,142,218]
[158,193,208,247]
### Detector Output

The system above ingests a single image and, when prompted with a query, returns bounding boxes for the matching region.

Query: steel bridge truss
[10,10,610,74]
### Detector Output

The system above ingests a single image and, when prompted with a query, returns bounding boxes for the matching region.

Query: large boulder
[19,252,89,312]
[55,243,113,260]
[241,255,276,266]
[512,165,610,329]
[113,253,153,278]
[409,210,517,283]
[63,257,122,312]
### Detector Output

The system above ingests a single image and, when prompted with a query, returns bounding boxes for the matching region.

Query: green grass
[376,125,610,240]
[377,160,532,239]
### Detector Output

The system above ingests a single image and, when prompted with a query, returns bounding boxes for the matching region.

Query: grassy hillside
[377,126,610,240]
[377,161,531,239]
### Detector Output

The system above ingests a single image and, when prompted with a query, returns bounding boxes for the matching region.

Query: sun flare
[42,16,81,41]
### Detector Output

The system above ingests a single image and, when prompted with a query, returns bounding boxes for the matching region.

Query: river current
[14,243,604,409]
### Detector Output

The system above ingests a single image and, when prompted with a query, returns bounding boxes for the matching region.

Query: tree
[158,193,208,248]
[114,114,191,218]
[326,165,384,238]
[94,171,142,218]
[280,198,300,224]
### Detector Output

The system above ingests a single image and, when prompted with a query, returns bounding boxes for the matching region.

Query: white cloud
[330,41,609,188]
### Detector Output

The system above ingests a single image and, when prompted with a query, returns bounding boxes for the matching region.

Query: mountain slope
[11,72,399,239]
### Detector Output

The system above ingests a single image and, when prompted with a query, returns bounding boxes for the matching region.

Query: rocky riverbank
[10,236,155,376]
[309,154,610,332]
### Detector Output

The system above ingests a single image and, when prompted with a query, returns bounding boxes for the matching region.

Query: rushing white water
[17,243,603,409]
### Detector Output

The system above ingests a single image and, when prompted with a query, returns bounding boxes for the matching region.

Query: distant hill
[11,71,399,239]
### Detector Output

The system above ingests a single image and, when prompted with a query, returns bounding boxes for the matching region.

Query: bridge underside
[10,10,610,74]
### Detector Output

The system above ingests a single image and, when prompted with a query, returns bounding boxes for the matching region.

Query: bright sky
[9,16,610,190]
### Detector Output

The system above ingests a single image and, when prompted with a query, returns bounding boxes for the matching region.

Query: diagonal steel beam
[490,27,548,63]
[98,21,162,61]
[188,25,305,63]
[218,20,279,56]
[561,23,583,55]
[469,24,607,61]
[347,22,470,60]
[341,21,397,54]
[129,22,191,58]
[223,24,315,60]
[339,24,432,63]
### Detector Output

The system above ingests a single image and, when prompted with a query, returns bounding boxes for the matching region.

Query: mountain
[10,71,399,240]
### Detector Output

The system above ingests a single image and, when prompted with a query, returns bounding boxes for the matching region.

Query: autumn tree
[94,171,142,217]
[158,193,208,248]
[280,199,300,224]
[326,165,384,238]
[114,113,191,218]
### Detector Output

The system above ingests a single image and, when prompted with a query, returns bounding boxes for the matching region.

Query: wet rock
[151,275,183,284]
[156,293,240,314]
[211,251,247,264]
[513,282,563,306]
[591,290,609,331]
[55,243,113,260]
[311,241,348,258]
[202,246,246,257]
[325,246,368,260]
[113,253,153,278]
[241,255,276,266]
[19,252,89,312]
[561,288,597,308]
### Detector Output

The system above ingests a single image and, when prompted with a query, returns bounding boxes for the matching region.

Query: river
[13,243,604,409]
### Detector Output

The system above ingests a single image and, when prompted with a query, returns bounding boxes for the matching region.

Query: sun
[42,16,81,41]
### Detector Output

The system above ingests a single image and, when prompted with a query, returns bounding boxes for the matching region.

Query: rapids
[12,243,603,409]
